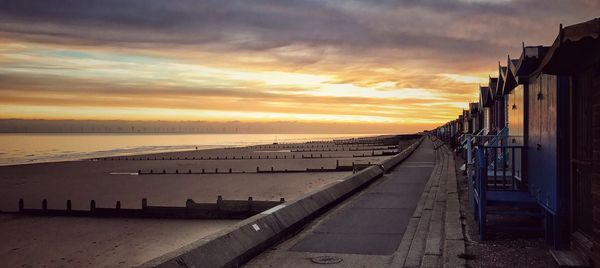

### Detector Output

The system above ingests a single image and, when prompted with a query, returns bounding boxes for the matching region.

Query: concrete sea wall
[141,136,424,268]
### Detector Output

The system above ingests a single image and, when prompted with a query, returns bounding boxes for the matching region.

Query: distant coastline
[0,133,380,166]
[0,119,425,134]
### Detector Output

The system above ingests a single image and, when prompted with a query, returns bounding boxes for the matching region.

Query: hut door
[571,67,596,238]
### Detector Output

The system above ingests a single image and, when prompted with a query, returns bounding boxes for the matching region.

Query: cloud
[0,0,597,126]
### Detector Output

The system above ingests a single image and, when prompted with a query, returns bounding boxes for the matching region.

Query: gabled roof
[513,45,549,77]
[537,18,600,75]
[489,77,498,91]
[494,66,507,99]
[469,102,479,113]
[502,57,519,94]
[479,86,492,107]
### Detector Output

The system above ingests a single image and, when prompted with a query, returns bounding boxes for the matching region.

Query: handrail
[475,145,527,192]
[488,126,508,146]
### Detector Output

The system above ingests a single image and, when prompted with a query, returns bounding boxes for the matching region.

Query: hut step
[549,250,591,268]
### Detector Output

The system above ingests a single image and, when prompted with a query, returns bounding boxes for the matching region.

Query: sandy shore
[0,136,415,267]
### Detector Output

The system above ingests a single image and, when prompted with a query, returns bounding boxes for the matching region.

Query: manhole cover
[311,255,343,264]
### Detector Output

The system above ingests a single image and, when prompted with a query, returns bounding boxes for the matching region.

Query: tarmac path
[247,138,436,267]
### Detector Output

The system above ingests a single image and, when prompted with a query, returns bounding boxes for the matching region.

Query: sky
[0,0,598,132]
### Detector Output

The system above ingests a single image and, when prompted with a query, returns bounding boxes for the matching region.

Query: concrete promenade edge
[391,136,466,268]
[140,137,425,268]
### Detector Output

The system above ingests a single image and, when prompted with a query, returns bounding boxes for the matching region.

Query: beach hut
[536,18,600,264]
[469,102,482,135]
[479,85,493,135]
[507,45,550,147]
[487,77,499,135]
[462,109,471,134]
[470,45,567,248]
[491,66,508,136]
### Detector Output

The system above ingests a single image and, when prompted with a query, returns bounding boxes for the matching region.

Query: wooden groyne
[135,161,374,175]
[12,197,285,220]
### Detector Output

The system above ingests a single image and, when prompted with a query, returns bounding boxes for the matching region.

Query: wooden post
[66,200,72,211]
[116,201,121,210]
[42,199,47,210]
[90,200,96,211]
[142,198,147,209]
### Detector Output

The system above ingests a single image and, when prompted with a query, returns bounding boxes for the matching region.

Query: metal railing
[475,145,527,192]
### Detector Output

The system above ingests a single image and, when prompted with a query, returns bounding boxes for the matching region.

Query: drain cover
[311,256,343,264]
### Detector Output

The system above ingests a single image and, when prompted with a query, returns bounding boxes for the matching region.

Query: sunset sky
[0,1,598,132]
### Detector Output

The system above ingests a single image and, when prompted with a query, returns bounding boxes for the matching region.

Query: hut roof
[494,66,507,98]
[469,102,479,113]
[513,45,549,77]
[479,86,492,107]
[502,57,519,95]
[538,17,600,74]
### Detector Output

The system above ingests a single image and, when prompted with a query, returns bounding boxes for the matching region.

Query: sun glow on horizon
[0,41,477,127]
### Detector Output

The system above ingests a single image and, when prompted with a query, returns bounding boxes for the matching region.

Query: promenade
[247,137,466,267]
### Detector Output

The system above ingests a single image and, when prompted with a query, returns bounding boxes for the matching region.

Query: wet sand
[0,137,413,267]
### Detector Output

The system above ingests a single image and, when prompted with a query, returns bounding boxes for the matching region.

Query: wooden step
[550,250,591,268]
[487,224,544,233]
[487,210,543,218]
[486,191,537,204]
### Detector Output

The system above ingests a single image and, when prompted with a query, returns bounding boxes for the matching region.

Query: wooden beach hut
[479,85,493,135]
[536,18,600,265]
[471,18,600,266]
[493,66,508,136]
[469,102,482,135]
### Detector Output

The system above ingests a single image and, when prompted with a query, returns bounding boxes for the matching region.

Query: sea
[0,133,378,166]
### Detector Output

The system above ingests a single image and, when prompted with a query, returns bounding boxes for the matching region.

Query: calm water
[0,133,377,166]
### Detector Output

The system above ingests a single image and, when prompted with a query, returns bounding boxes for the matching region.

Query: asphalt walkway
[289,139,435,255]
[246,137,465,268]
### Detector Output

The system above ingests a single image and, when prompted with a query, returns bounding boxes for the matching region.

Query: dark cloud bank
[1,0,598,66]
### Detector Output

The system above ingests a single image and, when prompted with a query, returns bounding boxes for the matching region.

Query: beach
[0,135,416,267]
